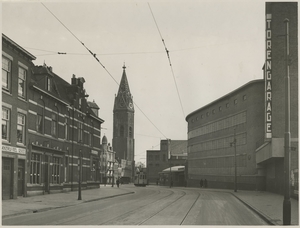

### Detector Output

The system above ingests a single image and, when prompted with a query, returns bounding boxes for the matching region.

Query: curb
[229,192,277,225]
[83,191,134,203]
[2,191,134,219]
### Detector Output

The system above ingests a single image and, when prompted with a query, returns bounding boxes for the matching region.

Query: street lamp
[103,153,107,186]
[168,139,172,188]
[78,149,82,200]
[283,18,291,225]
[230,128,237,192]
[169,161,172,188]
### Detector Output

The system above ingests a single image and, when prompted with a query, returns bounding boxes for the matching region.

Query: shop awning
[161,166,185,173]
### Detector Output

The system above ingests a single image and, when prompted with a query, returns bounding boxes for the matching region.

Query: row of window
[188,111,246,139]
[148,154,167,161]
[190,95,247,123]
[2,107,98,149]
[30,153,61,184]
[189,154,247,168]
[30,153,99,184]
[2,56,27,98]
[2,107,26,144]
[189,133,247,152]
[3,53,99,147]
[118,125,133,137]
[2,106,95,147]
[34,111,94,146]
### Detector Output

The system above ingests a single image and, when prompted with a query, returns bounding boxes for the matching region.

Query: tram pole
[283,18,291,225]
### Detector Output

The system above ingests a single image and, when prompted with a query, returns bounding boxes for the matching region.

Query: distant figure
[200,179,203,188]
[156,179,159,185]
[170,180,173,188]
[204,179,207,188]
[116,179,120,188]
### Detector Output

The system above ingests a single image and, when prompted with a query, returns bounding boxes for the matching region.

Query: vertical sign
[265,13,272,138]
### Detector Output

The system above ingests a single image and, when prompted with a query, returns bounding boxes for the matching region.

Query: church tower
[113,64,135,172]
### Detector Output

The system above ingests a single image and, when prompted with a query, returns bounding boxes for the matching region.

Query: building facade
[112,65,135,182]
[100,135,116,185]
[186,2,298,194]
[256,2,298,195]
[2,34,36,199]
[147,139,187,184]
[186,80,266,190]
[27,66,104,196]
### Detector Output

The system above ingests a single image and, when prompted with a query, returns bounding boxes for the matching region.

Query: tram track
[99,188,177,225]
[50,187,201,225]
[136,189,188,225]
[49,187,161,225]
[179,190,201,225]
[136,189,201,225]
[51,187,175,225]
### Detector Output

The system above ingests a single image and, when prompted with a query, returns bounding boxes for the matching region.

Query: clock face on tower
[129,102,133,109]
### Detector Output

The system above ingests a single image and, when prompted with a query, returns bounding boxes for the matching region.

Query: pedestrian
[156,179,159,185]
[116,179,120,188]
[204,179,207,188]
[200,179,203,188]
[170,179,173,188]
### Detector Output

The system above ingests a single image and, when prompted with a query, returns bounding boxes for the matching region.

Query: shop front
[2,145,27,199]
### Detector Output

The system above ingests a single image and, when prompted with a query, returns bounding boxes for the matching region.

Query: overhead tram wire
[25,46,165,56]
[133,101,167,139]
[148,3,186,119]
[41,2,119,85]
[40,2,168,139]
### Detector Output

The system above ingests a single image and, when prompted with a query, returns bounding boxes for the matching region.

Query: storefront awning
[161,166,185,173]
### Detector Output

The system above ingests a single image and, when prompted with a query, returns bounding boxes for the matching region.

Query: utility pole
[168,139,172,188]
[231,128,237,192]
[71,105,75,191]
[283,18,291,225]
[78,149,82,200]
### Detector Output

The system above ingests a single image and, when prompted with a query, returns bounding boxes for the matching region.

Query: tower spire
[113,64,134,111]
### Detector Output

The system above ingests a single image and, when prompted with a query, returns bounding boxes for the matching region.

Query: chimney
[71,74,77,85]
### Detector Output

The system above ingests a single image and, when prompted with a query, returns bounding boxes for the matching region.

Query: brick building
[186,2,298,194]
[27,65,104,195]
[256,2,298,195]
[147,139,187,184]
[2,34,36,199]
[100,135,116,185]
[186,80,266,190]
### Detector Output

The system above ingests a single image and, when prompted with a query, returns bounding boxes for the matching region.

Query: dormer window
[79,98,82,110]
[47,76,51,91]
[51,113,57,137]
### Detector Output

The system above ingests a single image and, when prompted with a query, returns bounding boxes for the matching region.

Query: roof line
[186,79,264,120]
[2,34,36,60]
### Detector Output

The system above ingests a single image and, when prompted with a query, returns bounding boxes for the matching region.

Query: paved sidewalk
[195,187,299,226]
[2,185,134,219]
[231,190,299,226]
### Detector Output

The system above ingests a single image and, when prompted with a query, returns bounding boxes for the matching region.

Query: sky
[2,0,266,165]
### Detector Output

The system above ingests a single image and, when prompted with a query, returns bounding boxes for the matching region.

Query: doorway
[44,155,49,194]
[2,158,13,199]
[17,160,25,196]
